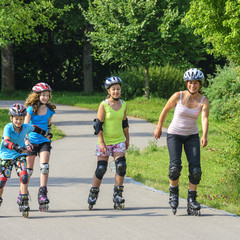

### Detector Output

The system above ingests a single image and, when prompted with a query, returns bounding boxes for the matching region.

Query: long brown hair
[25,91,56,115]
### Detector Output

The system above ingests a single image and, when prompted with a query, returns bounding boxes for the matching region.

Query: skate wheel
[22,211,29,218]
[114,203,125,210]
[172,208,177,215]
[88,204,93,211]
[39,204,49,212]
[187,209,191,215]
[195,210,201,216]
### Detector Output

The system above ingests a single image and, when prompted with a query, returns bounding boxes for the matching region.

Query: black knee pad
[169,165,182,181]
[189,167,202,185]
[95,161,107,180]
[115,156,127,177]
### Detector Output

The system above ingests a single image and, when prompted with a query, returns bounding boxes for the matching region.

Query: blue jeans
[167,133,201,184]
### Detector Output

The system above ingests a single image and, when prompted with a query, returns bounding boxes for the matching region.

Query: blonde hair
[25,91,56,115]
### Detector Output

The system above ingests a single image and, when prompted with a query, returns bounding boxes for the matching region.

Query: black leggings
[167,133,201,183]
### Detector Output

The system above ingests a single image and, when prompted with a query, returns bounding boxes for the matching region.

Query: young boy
[0,103,52,217]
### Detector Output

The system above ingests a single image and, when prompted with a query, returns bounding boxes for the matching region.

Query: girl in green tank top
[88,77,130,210]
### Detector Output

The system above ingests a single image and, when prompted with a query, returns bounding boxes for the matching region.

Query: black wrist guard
[13,144,26,154]
[33,125,48,137]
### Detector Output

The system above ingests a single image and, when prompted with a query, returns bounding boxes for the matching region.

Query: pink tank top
[167,91,205,136]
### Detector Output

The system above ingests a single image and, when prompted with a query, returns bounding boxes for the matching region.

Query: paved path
[0,100,239,240]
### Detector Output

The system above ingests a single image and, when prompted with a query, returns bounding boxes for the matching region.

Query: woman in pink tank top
[154,68,209,216]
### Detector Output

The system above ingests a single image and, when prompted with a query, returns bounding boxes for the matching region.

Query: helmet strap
[187,89,198,102]
[187,89,198,95]
[13,124,23,132]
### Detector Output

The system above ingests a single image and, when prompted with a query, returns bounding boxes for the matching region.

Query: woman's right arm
[154,92,180,139]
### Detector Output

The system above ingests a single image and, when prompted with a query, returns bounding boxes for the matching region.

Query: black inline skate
[88,187,99,210]
[38,186,49,212]
[18,194,29,218]
[187,190,201,216]
[113,185,125,210]
[169,186,179,215]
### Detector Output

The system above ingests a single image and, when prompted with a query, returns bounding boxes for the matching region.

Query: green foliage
[82,0,206,68]
[0,0,69,46]
[112,67,145,100]
[203,64,240,120]
[113,65,186,100]
[149,64,186,98]
[184,0,240,64]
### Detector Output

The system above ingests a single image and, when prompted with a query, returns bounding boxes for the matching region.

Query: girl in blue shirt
[25,82,56,211]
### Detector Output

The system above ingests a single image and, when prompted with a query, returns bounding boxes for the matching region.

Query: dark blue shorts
[27,142,52,156]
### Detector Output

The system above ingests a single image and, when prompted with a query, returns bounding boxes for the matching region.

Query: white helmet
[104,77,122,89]
[183,68,204,81]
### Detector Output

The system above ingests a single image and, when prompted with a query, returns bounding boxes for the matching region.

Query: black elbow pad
[93,118,104,135]
[122,118,129,129]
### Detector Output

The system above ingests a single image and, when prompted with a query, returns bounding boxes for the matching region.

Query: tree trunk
[144,65,150,99]
[83,34,93,94]
[1,44,15,92]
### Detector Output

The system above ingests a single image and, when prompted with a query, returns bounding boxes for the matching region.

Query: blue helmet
[104,76,122,89]
[183,68,204,81]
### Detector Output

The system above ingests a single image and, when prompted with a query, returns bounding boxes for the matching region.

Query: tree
[81,0,206,99]
[0,0,66,92]
[184,0,240,64]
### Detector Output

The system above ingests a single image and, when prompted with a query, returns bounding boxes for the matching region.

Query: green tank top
[99,100,126,145]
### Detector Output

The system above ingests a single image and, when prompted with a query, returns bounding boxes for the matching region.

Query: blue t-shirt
[0,123,34,159]
[27,106,55,144]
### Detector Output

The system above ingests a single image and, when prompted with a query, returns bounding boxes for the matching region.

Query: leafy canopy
[184,0,240,64]
[0,0,68,46]
[82,0,204,67]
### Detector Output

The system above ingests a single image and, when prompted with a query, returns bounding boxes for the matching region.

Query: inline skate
[187,190,201,216]
[88,187,99,210]
[38,186,49,212]
[169,186,179,215]
[18,194,29,218]
[113,185,125,210]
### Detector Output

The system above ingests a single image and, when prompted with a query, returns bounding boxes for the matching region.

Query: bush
[113,64,186,100]
[203,64,240,120]
[112,67,145,100]
[149,64,185,98]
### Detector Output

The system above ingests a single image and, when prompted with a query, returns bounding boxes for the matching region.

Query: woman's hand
[154,128,162,140]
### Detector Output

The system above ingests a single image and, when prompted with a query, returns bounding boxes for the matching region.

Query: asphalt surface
[0,100,239,240]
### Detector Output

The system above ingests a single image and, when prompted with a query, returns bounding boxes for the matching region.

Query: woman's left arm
[201,98,210,148]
